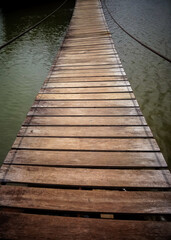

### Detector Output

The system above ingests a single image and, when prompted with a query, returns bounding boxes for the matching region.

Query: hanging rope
[103,0,171,63]
[0,0,68,51]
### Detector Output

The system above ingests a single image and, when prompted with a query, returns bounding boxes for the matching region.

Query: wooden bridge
[0,0,171,239]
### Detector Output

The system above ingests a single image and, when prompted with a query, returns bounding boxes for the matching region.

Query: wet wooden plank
[1,186,171,214]
[18,126,152,137]
[0,165,170,188]
[23,116,147,126]
[32,100,139,108]
[5,150,166,167]
[27,107,142,116]
[36,93,134,100]
[0,213,170,240]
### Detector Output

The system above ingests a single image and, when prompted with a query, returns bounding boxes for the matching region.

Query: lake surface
[102,0,171,168]
[0,0,170,168]
[0,0,75,164]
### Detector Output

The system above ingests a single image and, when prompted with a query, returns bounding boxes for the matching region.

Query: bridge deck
[0,0,171,239]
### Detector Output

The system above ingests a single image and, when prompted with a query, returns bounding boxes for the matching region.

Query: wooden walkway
[0,0,171,239]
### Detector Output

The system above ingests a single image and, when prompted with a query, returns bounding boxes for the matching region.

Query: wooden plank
[12,137,160,151]
[36,93,134,100]
[59,50,116,56]
[32,100,139,108]
[44,81,130,87]
[46,77,127,82]
[56,59,120,66]
[27,107,142,116]
[18,126,152,137]
[59,48,116,55]
[61,40,113,48]
[53,64,122,70]
[5,150,166,167]
[63,39,114,45]
[0,165,170,188]
[23,116,147,126]
[58,54,118,60]
[39,86,133,93]
[0,213,170,240]
[50,72,125,78]
[63,40,112,47]
[1,186,171,214]
[58,56,120,66]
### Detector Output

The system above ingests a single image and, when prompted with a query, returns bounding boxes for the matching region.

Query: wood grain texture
[5,150,166,167]
[23,116,147,126]
[32,100,139,107]
[44,81,130,87]
[1,165,170,188]
[36,93,134,100]
[39,86,133,93]
[0,213,171,240]
[12,137,159,151]
[27,107,142,116]
[1,186,171,214]
[18,126,152,137]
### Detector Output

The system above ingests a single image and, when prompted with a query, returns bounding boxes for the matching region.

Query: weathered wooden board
[39,86,133,93]
[1,186,171,214]
[0,213,170,240]
[47,77,127,82]
[36,93,134,100]
[18,126,152,137]
[12,137,160,151]
[23,116,147,126]
[44,81,130,88]
[53,64,122,70]
[0,165,170,188]
[57,55,119,60]
[32,100,139,107]
[59,48,116,55]
[27,107,141,116]
[4,150,166,167]
[57,56,120,64]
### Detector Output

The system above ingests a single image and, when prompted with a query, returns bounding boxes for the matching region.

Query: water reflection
[0,0,75,163]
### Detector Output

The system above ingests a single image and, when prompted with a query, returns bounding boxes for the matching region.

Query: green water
[0,0,75,164]
[102,0,171,168]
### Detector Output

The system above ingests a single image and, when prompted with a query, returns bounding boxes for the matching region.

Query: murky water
[102,0,171,168]
[0,0,75,164]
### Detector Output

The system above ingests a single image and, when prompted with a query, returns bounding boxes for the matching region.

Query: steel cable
[0,0,68,51]
[103,0,171,63]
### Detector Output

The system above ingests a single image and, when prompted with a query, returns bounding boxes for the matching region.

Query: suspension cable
[0,0,68,51]
[103,0,171,63]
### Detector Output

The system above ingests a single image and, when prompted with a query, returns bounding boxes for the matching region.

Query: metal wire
[103,0,171,63]
[0,0,68,51]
